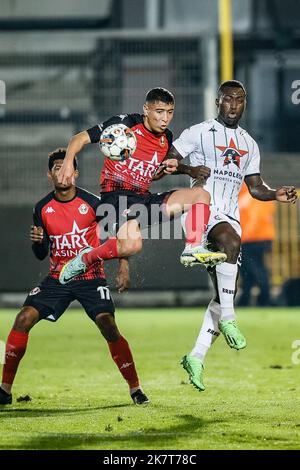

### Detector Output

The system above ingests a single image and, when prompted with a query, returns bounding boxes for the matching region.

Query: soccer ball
[99,123,137,161]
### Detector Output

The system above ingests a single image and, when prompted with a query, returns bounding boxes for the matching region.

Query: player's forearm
[32,242,49,260]
[65,131,90,162]
[248,183,276,201]
[165,144,182,160]
[119,257,129,268]
[175,163,194,176]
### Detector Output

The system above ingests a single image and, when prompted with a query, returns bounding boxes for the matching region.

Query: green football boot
[181,354,205,391]
[219,319,247,350]
[180,244,227,268]
[59,246,93,284]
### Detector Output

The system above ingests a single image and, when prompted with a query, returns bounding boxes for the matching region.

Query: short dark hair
[218,80,246,98]
[48,148,78,171]
[145,87,175,105]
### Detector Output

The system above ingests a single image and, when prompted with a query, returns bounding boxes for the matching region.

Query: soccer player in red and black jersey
[57,88,225,284]
[0,149,148,406]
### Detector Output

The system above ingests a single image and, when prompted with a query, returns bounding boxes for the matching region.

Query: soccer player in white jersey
[164,80,297,391]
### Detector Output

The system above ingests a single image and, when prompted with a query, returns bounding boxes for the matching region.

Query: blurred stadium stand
[0,0,299,305]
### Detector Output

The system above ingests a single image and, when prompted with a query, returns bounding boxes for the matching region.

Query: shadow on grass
[0,414,221,450]
[0,403,132,418]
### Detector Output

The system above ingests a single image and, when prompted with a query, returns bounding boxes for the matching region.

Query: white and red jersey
[173,118,261,222]
[33,187,104,280]
[87,114,173,194]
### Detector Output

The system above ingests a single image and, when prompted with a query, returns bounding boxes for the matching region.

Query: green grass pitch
[0,307,300,450]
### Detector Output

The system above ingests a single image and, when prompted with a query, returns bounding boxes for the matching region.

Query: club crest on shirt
[216,138,248,169]
[78,204,88,215]
[29,287,41,296]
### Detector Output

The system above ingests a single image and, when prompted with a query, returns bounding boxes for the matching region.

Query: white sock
[191,300,221,361]
[216,262,238,321]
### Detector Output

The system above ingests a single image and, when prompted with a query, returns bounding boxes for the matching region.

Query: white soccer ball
[99,123,137,161]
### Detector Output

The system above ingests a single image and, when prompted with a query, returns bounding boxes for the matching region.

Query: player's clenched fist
[162,158,179,174]
[30,225,43,243]
[275,186,298,204]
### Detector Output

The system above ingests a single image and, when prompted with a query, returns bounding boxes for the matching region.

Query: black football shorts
[98,189,176,234]
[23,276,115,322]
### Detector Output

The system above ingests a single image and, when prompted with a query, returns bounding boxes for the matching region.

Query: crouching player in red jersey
[57,88,226,284]
[0,148,148,406]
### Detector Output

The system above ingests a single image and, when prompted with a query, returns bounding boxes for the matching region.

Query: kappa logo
[120,362,133,370]
[134,128,144,137]
[46,206,55,214]
[29,287,41,296]
[6,350,17,358]
[78,204,88,215]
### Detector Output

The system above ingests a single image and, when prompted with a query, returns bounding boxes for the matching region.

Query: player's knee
[13,307,38,332]
[222,234,241,260]
[192,187,210,205]
[96,312,120,342]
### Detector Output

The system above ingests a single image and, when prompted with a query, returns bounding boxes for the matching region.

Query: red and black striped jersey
[32,187,105,281]
[87,114,173,194]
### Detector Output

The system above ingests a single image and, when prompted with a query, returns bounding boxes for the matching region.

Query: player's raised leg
[0,307,39,405]
[95,312,149,405]
[164,187,227,267]
[59,220,142,284]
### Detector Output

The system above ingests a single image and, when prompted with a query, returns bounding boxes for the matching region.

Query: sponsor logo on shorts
[29,287,41,296]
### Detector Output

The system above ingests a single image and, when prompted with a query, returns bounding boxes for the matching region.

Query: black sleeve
[165,129,173,151]
[86,125,102,144]
[32,206,50,261]
[86,114,143,143]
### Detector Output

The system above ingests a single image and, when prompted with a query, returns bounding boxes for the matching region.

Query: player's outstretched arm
[245,174,297,204]
[57,130,91,186]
